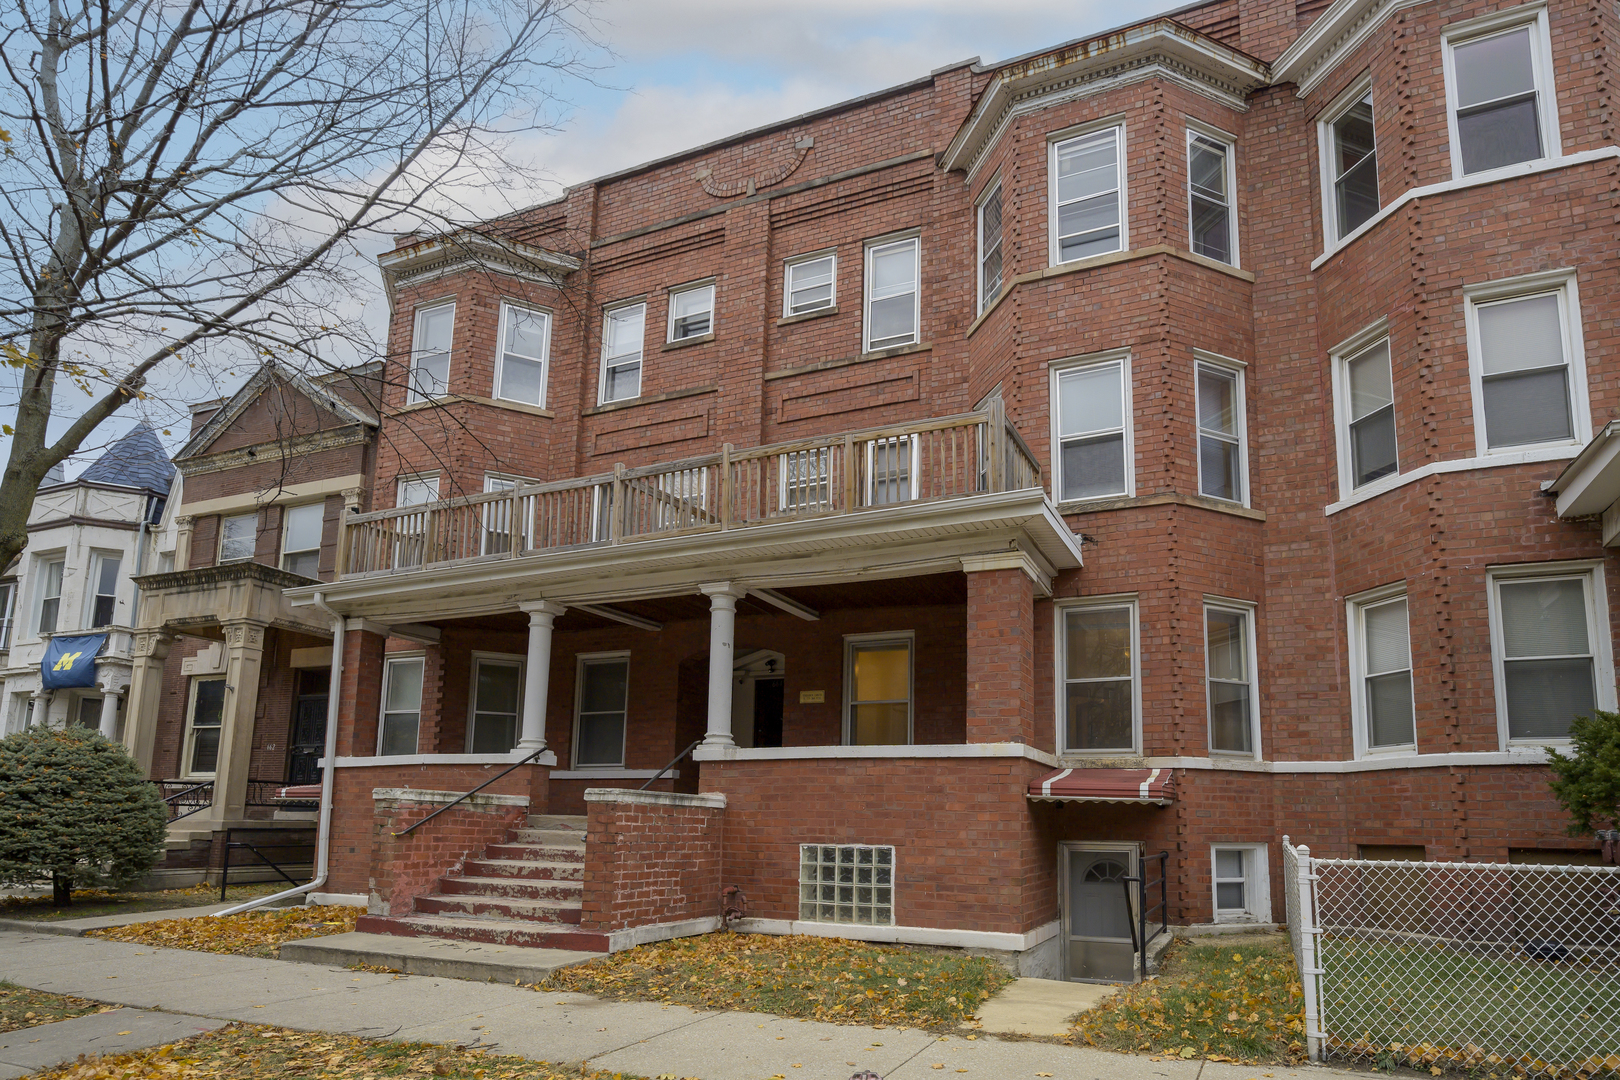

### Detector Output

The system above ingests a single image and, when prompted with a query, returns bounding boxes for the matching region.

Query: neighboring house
[117,0,1620,977]
[0,426,174,739]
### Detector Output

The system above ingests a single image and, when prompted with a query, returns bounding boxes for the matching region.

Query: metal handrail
[640,738,704,791]
[219,827,307,900]
[156,779,214,822]
[393,747,546,837]
[1122,850,1171,981]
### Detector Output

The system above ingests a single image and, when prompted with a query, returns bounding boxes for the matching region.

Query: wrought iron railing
[1123,849,1171,982]
[155,778,316,821]
[339,403,1043,577]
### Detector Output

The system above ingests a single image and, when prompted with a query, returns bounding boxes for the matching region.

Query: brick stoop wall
[582,788,726,938]
[364,788,530,915]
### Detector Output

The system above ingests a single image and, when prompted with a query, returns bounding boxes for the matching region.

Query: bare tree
[0,0,596,568]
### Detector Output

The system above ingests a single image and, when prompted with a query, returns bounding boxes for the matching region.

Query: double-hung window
[864,237,919,352]
[1051,125,1124,263]
[219,512,256,563]
[1205,602,1257,755]
[184,676,226,774]
[468,654,523,754]
[36,558,64,635]
[493,303,550,408]
[1322,88,1379,244]
[1466,273,1588,453]
[1445,12,1558,176]
[599,302,646,404]
[1060,599,1138,753]
[845,634,912,746]
[481,474,534,554]
[1350,587,1416,755]
[977,181,1004,313]
[88,552,120,627]
[378,656,424,756]
[781,448,832,512]
[1187,130,1236,265]
[785,253,835,316]
[394,475,439,569]
[1053,354,1130,502]
[1195,357,1246,504]
[281,503,324,579]
[865,435,916,506]
[1488,564,1614,744]
[408,303,454,403]
[574,654,629,767]
[1211,845,1269,922]
[1337,335,1399,492]
[668,282,715,341]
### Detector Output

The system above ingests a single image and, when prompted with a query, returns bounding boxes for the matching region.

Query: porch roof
[1026,767,1176,805]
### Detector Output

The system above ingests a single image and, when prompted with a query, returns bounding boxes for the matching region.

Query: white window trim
[1485,560,1616,750]
[863,433,919,506]
[32,553,66,640]
[1204,597,1260,760]
[84,549,122,629]
[1330,317,1396,500]
[1346,581,1417,760]
[377,653,427,756]
[666,279,716,343]
[862,234,921,353]
[1463,268,1590,457]
[407,301,455,405]
[1211,843,1270,923]
[396,473,441,506]
[572,650,631,769]
[492,300,552,409]
[1194,351,1249,507]
[218,511,257,564]
[280,502,324,577]
[598,300,647,406]
[181,675,226,779]
[1055,594,1142,756]
[464,651,526,754]
[1186,122,1239,268]
[842,630,915,747]
[783,250,837,318]
[1441,3,1561,181]
[1048,119,1128,267]
[482,473,536,554]
[1049,350,1135,505]
[1316,74,1377,255]
[977,176,1004,315]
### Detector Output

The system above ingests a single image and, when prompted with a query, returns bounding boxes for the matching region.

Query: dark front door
[753,677,784,747]
[288,668,329,785]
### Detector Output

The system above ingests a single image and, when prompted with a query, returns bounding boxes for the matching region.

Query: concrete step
[507,828,587,846]
[461,857,583,881]
[355,913,609,953]
[525,814,586,831]
[413,893,582,925]
[484,842,585,864]
[282,929,602,980]
[437,875,582,902]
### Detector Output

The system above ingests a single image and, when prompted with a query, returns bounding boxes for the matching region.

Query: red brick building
[156,0,1620,978]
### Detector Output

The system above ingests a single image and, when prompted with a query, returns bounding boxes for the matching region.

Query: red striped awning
[1027,768,1175,805]
[275,784,322,801]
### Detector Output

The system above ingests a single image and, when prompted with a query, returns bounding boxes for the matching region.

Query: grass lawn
[1316,937,1620,1076]
[31,1023,653,1080]
[0,981,111,1033]
[546,931,1014,1031]
[86,905,363,959]
[0,882,286,922]
[1071,935,1307,1064]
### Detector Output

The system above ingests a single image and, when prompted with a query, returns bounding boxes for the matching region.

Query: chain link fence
[1283,838,1620,1078]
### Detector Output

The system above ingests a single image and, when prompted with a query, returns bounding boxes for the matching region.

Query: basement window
[800,844,894,926]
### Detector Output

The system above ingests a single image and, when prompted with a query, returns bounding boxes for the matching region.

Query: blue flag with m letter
[41,634,106,690]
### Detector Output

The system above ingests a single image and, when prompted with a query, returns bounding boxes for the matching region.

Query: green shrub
[1547,708,1620,836]
[0,726,167,906]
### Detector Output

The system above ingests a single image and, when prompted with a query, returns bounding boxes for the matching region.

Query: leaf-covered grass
[0,980,110,1032]
[547,932,1013,1031]
[0,882,287,922]
[1072,936,1307,1064]
[31,1024,653,1080]
[86,905,362,958]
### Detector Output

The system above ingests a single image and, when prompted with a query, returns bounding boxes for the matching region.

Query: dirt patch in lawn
[31,1023,649,1080]
[86,905,362,958]
[0,883,286,922]
[0,981,113,1033]
[1072,933,1307,1064]
[547,931,1013,1031]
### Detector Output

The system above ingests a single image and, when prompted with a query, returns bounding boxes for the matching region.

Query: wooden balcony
[339,404,1043,579]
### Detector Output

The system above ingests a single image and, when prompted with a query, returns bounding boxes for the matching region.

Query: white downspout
[213,591,344,916]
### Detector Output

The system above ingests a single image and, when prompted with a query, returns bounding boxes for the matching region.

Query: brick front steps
[356,814,612,953]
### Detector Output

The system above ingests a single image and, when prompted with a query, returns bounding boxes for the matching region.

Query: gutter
[212,591,345,916]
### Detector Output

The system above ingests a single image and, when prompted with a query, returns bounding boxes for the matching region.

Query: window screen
[1361,596,1415,749]
[1498,576,1596,740]
[1053,128,1123,262]
[786,255,835,316]
[1477,292,1572,448]
[496,305,549,406]
[1056,361,1127,501]
[1064,605,1134,751]
[1188,133,1233,264]
[1346,340,1398,487]
[1452,26,1544,175]
[865,239,918,351]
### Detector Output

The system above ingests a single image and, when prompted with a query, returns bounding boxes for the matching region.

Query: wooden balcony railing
[339,402,1043,577]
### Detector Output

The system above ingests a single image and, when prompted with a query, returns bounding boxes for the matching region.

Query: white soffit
[1272,0,1430,97]
[1547,420,1620,519]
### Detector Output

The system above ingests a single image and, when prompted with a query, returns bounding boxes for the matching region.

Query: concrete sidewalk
[0,902,272,938]
[0,929,1356,1080]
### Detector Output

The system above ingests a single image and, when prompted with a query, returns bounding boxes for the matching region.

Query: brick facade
[581,791,723,933]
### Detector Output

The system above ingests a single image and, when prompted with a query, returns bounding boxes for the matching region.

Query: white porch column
[517,601,565,751]
[700,583,745,747]
[97,692,121,739]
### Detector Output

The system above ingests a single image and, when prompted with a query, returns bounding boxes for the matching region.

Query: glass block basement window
[799,844,894,925]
